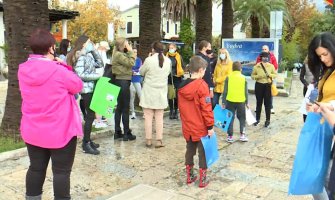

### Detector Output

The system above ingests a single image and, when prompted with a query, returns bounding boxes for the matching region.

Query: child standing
[222,61,248,143]
[178,56,214,188]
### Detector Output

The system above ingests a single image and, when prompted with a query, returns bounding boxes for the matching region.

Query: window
[166,21,169,33]
[127,22,132,34]
[175,23,178,35]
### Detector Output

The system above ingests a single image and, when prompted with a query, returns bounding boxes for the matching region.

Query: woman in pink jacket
[18,29,83,200]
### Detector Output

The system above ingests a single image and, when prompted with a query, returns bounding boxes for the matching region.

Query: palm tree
[138,0,162,61]
[220,0,234,39]
[234,0,287,38]
[2,0,50,130]
[195,0,212,46]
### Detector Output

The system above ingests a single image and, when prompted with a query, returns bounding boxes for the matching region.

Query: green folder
[90,77,120,118]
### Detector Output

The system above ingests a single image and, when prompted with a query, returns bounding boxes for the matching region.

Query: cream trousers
[143,108,164,140]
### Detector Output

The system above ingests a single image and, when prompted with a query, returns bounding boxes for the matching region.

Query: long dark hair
[152,41,164,68]
[66,35,89,66]
[59,39,70,56]
[308,32,335,81]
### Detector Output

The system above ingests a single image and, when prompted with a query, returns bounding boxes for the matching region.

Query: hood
[19,54,58,86]
[178,79,203,101]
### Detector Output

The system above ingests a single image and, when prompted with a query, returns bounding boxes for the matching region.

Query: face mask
[169,49,176,54]
[219,53,226,60]
[67,47,71,52]
[124,48,128,53]
[261,57,269,62]
[206,49,213,55]
[85,43,94,53]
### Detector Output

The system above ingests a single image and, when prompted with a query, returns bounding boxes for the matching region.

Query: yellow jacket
[318,70,335,103]
[213,60,233,93]
[251,62,276,84]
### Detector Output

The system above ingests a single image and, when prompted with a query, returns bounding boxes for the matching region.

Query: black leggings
[26,137,77,199]
[114,79,131,133]
[81,93,95,142]
[255,82,271,122]
[185,140,207,169]
[168,76,182,111]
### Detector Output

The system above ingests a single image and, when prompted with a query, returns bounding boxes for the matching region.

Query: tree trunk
[139,0,161,61]
[2,0,49,131]
[195,0,212,48]
[221,0,234,40]
[262,24,270,38]
[250,15,260,38]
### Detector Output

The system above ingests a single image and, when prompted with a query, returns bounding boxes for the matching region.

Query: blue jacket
[131,57,142,83]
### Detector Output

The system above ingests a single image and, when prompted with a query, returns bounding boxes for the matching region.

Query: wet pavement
[0,76,313,199]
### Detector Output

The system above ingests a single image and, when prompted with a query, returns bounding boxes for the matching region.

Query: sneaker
[226,136,234,143]
[114,130,124,140]
[130,112,136,119]
[271,109,275,114]
[239,134,248,142]
[95,121,108,129]
[123,130,136,141]
[264,120,270,128]
[253,121,259,126]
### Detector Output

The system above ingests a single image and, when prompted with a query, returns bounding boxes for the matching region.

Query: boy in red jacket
[178,56,214,188]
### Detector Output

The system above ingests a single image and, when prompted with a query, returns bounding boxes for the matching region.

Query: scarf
[166,52,184,77]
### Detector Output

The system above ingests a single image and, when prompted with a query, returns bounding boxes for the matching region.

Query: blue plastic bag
[213,104,233,132]
[201,133,219,168]
[288,112,333,195]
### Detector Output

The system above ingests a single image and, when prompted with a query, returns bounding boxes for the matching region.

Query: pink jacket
[18,54,83,148]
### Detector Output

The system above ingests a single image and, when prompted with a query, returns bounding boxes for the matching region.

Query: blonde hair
[113,37,127,55]
[216,48,231,65]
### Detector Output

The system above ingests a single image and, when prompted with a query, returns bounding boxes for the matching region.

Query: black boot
[89,140,100,148]
[169,110,173,119]
[173,109,179,119]
[82,141,100,155]
[114,130,124,140]
[123,130,136,141]
[264,120,270,128]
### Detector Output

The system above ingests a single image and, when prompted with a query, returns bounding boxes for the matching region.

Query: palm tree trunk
[2,0,49,131]
[251,15,260,38]
[262,24,270,38]
[221,0,234,39]
[139,0,161,61]
[195,0,212,47]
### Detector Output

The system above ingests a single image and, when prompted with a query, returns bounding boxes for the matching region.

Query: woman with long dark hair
[58,39,71,63]
[140,41,171,147]
[67,35,104,155]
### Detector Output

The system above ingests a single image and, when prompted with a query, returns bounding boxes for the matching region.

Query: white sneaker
[95,121,108,129]
[239,134,248,142]
[271,109,275,114]
[130,112,136,119]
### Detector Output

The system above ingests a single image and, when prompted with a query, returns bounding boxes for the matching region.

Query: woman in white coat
[140,41,171,148]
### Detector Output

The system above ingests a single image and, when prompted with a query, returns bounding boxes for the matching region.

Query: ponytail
[152,41,164,68]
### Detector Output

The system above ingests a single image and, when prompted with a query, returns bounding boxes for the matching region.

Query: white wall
[118,7,139,38]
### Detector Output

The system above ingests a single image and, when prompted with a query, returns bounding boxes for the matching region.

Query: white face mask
[219,53,226,60]
[169,49,176,54]
[67,47,71,52]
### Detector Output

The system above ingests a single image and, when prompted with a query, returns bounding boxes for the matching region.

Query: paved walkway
[0,76,313,200]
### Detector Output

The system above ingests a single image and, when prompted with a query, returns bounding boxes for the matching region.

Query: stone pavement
[0,76,314,200]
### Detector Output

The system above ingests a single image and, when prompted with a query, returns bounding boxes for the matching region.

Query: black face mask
[124,48,128,53]
[206,49,213,55]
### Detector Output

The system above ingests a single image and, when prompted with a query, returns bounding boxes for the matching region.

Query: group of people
[18,27,335,199]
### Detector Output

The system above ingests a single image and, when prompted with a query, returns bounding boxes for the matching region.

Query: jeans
[114,79,131,133]
[81,93,95,142]
[226,101,246,136]
[130,82,142,113]
[26,137,77,199]
[213,92,221,108]
[255,82,271,122]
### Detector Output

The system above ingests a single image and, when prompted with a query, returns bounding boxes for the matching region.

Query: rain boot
[199,168,209,188]
[186,165,197,184]
[26,194,42,200]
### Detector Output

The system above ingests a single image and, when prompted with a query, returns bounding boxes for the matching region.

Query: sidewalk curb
[0,129,114,162]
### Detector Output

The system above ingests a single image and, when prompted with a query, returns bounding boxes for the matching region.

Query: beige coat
[140,53,171,109]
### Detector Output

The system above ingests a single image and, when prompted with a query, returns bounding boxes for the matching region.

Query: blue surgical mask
[67,47,71,52]
[85,43,94,53]
[219,53,226,60]
[169,49,176,54]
